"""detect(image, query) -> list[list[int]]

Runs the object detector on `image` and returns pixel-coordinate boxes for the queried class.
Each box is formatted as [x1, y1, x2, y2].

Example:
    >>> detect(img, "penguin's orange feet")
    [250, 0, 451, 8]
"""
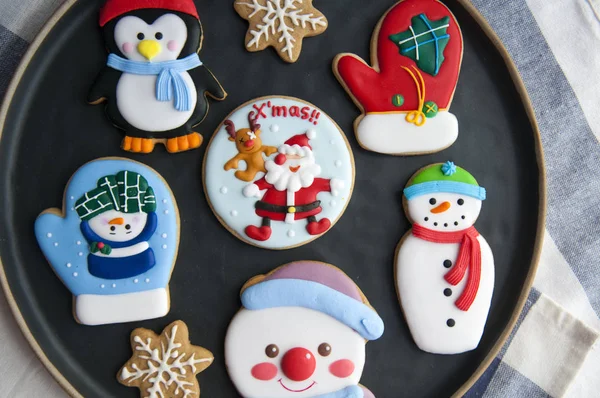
[141, 139, 154, 153]
[187, 132, 203, 149]
[165, 133, 203, 153]
[122, 137, 154, 153]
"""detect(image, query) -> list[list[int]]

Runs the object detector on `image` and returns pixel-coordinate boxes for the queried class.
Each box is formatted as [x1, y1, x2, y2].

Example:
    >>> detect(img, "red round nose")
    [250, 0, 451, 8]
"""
[244, 139, 254, 148]
[275, 153, 287, 165]
[280, 347, 316, 382]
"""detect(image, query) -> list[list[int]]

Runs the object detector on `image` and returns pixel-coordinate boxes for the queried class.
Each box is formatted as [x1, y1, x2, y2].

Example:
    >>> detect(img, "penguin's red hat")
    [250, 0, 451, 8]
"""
[99, 0, 200, 27]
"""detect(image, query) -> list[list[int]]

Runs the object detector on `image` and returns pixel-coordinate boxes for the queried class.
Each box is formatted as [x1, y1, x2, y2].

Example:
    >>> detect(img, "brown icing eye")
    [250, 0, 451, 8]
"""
[265, 344, 279, 358]
[318, 343, 331, 357]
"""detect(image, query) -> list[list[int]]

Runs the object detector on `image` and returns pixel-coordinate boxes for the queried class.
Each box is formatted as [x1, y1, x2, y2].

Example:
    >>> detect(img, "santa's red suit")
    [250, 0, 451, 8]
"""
[252, 177, 332, 222]
[243, 130, 344, 241]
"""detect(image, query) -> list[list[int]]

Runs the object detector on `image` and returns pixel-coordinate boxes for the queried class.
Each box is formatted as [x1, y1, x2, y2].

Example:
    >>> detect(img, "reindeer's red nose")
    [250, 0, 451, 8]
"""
[280, 347, 316, 382]
[275, 153, 287, 166]
[244, 140, 254, 148]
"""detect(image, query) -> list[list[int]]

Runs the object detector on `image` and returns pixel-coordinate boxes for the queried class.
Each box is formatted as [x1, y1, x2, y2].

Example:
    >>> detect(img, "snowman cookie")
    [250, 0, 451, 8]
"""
[395, 162, 494, 354]
[88, 0, 227, 154]
[203, 96, 355, 250]
[35, 158, 179, 325]
[333, 0, 463, 155]
[225, 261, 384, 397]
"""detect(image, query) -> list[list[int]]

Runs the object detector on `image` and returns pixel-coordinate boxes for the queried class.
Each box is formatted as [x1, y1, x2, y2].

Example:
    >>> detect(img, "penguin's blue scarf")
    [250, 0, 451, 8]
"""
[107, 53, 202, 112]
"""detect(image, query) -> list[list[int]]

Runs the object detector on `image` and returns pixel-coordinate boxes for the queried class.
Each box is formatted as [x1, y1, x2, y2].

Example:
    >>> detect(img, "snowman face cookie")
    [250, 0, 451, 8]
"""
[225, 261, 383, 397]
[87, 209, 148, 242]
[407, 192, 482, 232]
[114, 14, 188, 62]
[35, 158, 180, 326]
[225, 307, 365, 396]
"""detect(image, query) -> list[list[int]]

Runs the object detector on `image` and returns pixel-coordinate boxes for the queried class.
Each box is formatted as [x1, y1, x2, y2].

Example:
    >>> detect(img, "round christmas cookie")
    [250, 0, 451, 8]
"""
[395, 162, 494, 354]
[34, 157, 180, 325]
[333, 0, 463, 155]
[225, 261, 384, 397]
[203, 96, 355, 250]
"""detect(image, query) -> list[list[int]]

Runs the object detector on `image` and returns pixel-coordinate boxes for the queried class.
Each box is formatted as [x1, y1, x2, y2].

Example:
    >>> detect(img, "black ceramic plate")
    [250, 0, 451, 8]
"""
[0, 0, 544, 397]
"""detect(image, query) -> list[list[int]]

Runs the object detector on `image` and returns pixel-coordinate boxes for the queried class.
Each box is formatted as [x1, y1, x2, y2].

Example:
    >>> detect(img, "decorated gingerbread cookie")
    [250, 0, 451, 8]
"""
[203, 96, 354, 250]
[119, 320, 213, 397]
[395, 162, 494, 354]
[35, 158, 179, 325]
[333, 0, 463, 155]
[88, 0, 227, 154]
[225, 261, 383, 397]
[234, 0, 328, 63]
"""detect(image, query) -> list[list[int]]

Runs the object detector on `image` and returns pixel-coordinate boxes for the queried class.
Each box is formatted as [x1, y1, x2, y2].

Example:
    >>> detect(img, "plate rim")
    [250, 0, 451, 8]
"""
[0, 0, 547, 397]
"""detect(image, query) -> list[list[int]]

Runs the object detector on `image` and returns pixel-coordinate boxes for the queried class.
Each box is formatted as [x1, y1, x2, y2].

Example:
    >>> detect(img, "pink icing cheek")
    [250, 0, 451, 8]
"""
[329, 359, 355, 378]
[167, 40, 178, 52]
[122, 42, 134, 54]
[251, 362, 278, 381]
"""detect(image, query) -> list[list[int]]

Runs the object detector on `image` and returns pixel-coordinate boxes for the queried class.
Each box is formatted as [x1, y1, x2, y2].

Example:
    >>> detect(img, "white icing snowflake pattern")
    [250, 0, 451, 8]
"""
[119, 322, 213, 398]
[235, 0, 327, 62]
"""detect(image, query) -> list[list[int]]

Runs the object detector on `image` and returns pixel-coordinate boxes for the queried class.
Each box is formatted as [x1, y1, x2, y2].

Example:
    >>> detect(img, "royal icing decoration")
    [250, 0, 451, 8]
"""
[333, 0, 463, 155]
[35, 158, 179, 325]
[89, 0, 227, 154]
[395, 162, 495, 354]
[119, 320, 213, 397]
[204, 97, 354, 250]
[225, 261, 383, 397]
[224, 112, 278, 182]
[234, 0, 328, 63]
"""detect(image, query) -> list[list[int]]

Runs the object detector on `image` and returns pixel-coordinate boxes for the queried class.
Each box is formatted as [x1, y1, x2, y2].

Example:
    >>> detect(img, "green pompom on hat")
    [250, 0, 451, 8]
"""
[404, 161, 486, 201]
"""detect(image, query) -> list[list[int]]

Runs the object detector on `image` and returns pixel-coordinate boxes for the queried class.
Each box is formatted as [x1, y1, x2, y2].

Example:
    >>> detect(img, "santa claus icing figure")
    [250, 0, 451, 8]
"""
[243, 130, 344, 241]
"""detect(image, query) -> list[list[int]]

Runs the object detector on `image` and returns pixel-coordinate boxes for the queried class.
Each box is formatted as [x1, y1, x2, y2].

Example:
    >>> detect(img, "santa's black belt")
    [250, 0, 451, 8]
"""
[255, 200, 321, 214]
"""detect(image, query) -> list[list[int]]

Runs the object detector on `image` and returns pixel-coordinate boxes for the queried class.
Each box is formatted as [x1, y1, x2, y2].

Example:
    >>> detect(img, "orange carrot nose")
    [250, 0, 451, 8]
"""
[430, 202, 451, 214]
[108, 217, 125, 225]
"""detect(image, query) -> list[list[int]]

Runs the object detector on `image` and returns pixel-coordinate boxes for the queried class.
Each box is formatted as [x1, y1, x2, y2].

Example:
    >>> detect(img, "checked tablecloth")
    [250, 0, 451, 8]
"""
[1, 0, 600, 397]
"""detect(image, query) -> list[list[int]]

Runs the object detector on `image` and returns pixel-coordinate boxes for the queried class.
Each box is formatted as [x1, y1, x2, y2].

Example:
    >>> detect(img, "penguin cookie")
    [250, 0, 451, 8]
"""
[395, 162, 494, 354]
[88, 0, 227, 154]
[225, 261, 384, 397]
[333, 0, 463, 155]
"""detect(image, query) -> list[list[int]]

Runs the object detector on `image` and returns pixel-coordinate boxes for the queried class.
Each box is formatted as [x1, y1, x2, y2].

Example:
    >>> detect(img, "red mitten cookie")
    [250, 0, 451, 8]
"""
[333, 0, 463, 155]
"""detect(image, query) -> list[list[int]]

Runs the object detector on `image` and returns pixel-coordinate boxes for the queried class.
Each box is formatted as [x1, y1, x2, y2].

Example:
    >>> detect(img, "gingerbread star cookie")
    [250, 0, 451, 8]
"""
[234, 0, 328, 63]
[118, 320, 213, 397]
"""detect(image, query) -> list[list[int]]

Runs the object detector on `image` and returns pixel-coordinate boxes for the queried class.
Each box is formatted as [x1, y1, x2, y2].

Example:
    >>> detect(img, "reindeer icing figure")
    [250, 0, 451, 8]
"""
[224, 112, 278, 182]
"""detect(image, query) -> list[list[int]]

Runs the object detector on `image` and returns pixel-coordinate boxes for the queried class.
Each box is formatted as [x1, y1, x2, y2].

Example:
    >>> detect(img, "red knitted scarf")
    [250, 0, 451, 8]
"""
[412, 224, 481, 311]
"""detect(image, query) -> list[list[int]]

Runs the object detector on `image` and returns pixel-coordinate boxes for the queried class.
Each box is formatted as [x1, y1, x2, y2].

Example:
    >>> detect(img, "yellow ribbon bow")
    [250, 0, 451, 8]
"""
[401, 65, 427, 127]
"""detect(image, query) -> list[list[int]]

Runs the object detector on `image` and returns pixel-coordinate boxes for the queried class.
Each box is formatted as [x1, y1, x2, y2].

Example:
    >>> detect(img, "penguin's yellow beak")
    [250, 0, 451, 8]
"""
[138, 40, 161, 60]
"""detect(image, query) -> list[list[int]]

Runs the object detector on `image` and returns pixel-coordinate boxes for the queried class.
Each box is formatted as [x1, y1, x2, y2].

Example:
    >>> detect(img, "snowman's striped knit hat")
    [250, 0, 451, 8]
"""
[404, 161, 486, 201]
[75, 171, 156, 221]
[240, 261, 384, 341]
